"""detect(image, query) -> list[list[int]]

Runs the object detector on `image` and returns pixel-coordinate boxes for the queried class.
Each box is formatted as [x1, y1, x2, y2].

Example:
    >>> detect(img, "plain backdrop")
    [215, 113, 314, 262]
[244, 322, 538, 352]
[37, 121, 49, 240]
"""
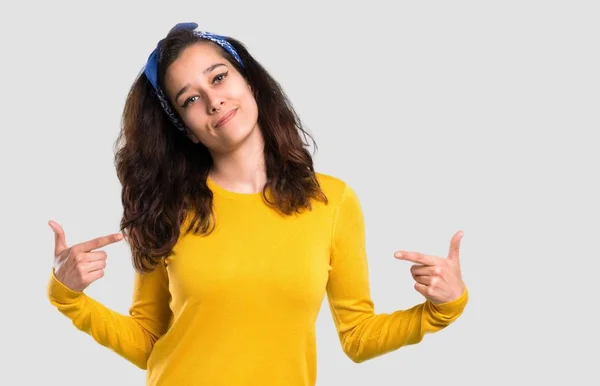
[1, 1, 598, 385]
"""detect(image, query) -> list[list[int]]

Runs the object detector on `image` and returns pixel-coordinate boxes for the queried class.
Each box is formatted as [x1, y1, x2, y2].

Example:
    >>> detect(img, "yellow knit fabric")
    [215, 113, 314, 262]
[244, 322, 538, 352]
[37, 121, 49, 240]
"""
[47, 172, 468, 385]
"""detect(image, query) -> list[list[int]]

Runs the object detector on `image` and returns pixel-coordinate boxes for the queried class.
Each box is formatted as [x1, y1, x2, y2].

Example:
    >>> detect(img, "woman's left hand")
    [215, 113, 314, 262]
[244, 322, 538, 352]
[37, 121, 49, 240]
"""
[394, 230, 466, 304]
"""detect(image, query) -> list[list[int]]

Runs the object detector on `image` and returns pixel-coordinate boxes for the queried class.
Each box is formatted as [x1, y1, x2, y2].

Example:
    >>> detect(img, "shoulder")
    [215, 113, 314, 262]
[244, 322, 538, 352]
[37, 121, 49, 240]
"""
[314, 171, 359, 206]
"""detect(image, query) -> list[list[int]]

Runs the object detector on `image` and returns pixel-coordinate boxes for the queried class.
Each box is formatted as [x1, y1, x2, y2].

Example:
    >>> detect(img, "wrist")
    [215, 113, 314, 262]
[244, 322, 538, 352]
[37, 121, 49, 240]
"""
[47, 268, 83, 303]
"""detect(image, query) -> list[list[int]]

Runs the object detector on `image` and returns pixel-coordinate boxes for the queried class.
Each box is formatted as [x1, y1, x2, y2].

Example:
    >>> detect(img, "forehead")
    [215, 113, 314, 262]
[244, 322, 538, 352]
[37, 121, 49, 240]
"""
[164, 42, 226, 85]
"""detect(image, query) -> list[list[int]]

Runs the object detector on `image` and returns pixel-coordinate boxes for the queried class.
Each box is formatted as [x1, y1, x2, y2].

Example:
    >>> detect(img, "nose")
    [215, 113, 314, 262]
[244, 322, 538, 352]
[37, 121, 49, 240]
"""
[206, 91, 224, 114]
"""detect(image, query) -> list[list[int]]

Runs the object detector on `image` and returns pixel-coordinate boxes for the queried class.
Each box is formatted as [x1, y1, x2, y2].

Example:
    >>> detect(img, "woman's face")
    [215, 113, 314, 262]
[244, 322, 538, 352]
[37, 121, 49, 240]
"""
[164, 42, 259, 153]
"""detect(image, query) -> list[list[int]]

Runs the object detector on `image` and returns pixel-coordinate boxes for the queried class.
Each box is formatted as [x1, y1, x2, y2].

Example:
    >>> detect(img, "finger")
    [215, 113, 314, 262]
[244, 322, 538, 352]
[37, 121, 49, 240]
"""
[413, 275, 434, 286]
[410, 264, 441, 277]
[85, 269, 105, 283]
[414, 282, 429, 298]
[447, 230, 463, 262]
[410, 264, 426, 276]
[395, 251, 441, 266]
[73, 233, 123, 254]
[86, 251, 108, 262]
[48, 220, 68, 256]
[83, 259, 107, 273]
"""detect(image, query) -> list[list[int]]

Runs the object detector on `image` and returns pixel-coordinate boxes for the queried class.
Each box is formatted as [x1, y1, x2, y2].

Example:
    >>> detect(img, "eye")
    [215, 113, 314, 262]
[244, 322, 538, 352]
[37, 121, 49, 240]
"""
[182, 96, 199, 108]
[213, 71, 228, 84]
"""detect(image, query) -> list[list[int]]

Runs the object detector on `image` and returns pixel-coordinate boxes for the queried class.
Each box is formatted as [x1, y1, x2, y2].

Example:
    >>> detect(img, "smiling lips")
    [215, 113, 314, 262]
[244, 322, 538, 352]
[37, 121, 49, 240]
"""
[215, 109, 237, 128]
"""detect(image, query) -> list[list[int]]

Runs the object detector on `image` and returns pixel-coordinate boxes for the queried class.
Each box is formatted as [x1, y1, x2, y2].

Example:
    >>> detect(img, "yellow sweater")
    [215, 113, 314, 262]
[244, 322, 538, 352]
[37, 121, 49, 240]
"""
[47, 172, 468, 385]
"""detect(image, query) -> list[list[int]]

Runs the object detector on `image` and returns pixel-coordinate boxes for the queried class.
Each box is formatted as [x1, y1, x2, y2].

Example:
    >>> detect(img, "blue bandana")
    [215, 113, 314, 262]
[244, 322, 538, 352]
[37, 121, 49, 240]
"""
[143, 22, 244, 132]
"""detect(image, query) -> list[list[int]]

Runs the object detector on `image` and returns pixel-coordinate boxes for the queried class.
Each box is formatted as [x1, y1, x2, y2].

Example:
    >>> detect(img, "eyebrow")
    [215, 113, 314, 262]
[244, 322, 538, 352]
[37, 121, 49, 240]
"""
[174, 63, 227, 104]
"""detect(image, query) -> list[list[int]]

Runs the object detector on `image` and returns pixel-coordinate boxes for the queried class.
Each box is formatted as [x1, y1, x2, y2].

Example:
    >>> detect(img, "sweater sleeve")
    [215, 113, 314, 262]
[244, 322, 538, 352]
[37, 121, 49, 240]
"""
[46, 260, 172, 369]
[326, 183, 468, 363]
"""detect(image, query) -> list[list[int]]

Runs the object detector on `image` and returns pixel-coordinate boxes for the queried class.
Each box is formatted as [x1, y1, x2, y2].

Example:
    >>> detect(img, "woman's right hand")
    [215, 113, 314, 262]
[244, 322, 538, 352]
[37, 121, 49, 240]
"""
[48, 220, 124, 292]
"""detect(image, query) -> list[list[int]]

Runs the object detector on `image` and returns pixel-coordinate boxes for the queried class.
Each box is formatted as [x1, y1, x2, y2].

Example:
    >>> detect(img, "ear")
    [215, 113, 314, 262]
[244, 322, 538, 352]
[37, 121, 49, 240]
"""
[185, 129, 200, 144]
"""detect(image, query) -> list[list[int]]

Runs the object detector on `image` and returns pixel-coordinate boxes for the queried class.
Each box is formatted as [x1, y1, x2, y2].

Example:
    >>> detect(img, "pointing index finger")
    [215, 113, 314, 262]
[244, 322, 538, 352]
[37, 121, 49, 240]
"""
[395, 251, 440, 266]
[73, 233, 123, 253]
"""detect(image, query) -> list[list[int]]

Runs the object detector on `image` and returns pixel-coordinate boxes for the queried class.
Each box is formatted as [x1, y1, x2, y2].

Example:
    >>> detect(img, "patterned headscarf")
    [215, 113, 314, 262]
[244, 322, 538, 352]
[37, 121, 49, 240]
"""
[143, 22, 244, 132]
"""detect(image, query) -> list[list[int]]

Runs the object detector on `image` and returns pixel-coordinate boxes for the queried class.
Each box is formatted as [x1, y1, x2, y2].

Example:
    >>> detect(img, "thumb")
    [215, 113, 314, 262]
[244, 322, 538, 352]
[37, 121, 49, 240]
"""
[48, 220, 68, 256]
[447, 230, 463, 263]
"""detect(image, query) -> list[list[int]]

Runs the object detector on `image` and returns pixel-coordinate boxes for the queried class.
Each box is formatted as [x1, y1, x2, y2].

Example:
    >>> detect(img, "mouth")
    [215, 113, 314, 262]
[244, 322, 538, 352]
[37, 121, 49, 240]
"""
[215, 109, 237, 128]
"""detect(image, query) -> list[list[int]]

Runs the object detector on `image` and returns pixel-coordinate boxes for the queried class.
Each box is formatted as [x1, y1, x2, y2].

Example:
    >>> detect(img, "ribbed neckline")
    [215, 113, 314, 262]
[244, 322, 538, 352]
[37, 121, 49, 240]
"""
[206, 175, 265, 201]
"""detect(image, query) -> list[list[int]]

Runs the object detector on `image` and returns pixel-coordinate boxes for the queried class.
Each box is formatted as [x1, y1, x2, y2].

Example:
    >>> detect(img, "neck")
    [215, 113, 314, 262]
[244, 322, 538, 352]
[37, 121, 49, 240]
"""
[208, 124, 267, 194]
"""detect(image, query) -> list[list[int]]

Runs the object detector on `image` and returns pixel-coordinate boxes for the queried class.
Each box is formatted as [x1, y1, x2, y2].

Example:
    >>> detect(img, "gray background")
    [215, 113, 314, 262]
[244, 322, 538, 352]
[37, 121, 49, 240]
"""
[1, 0, 598, 384]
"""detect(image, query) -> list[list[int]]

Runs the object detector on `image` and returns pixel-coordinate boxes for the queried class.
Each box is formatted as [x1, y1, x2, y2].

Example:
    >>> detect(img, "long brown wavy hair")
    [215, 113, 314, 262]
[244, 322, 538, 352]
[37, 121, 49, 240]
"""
[114, 28, 328, 273]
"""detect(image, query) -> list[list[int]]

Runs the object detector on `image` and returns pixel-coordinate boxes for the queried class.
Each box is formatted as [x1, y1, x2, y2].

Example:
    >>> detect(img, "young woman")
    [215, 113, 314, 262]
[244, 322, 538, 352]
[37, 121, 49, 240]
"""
[47, 22, 468, 386]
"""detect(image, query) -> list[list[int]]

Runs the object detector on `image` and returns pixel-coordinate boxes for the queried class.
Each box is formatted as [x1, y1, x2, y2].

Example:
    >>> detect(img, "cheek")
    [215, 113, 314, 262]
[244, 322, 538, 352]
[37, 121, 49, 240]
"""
[182, 108, 208, 128]
[241, 90, 259, 119]
[232, 79, 256, 108]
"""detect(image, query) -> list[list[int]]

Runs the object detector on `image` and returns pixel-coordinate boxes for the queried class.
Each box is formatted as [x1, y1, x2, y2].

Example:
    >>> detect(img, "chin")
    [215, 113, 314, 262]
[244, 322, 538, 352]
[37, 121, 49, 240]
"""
[217, 121, 259, 151]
